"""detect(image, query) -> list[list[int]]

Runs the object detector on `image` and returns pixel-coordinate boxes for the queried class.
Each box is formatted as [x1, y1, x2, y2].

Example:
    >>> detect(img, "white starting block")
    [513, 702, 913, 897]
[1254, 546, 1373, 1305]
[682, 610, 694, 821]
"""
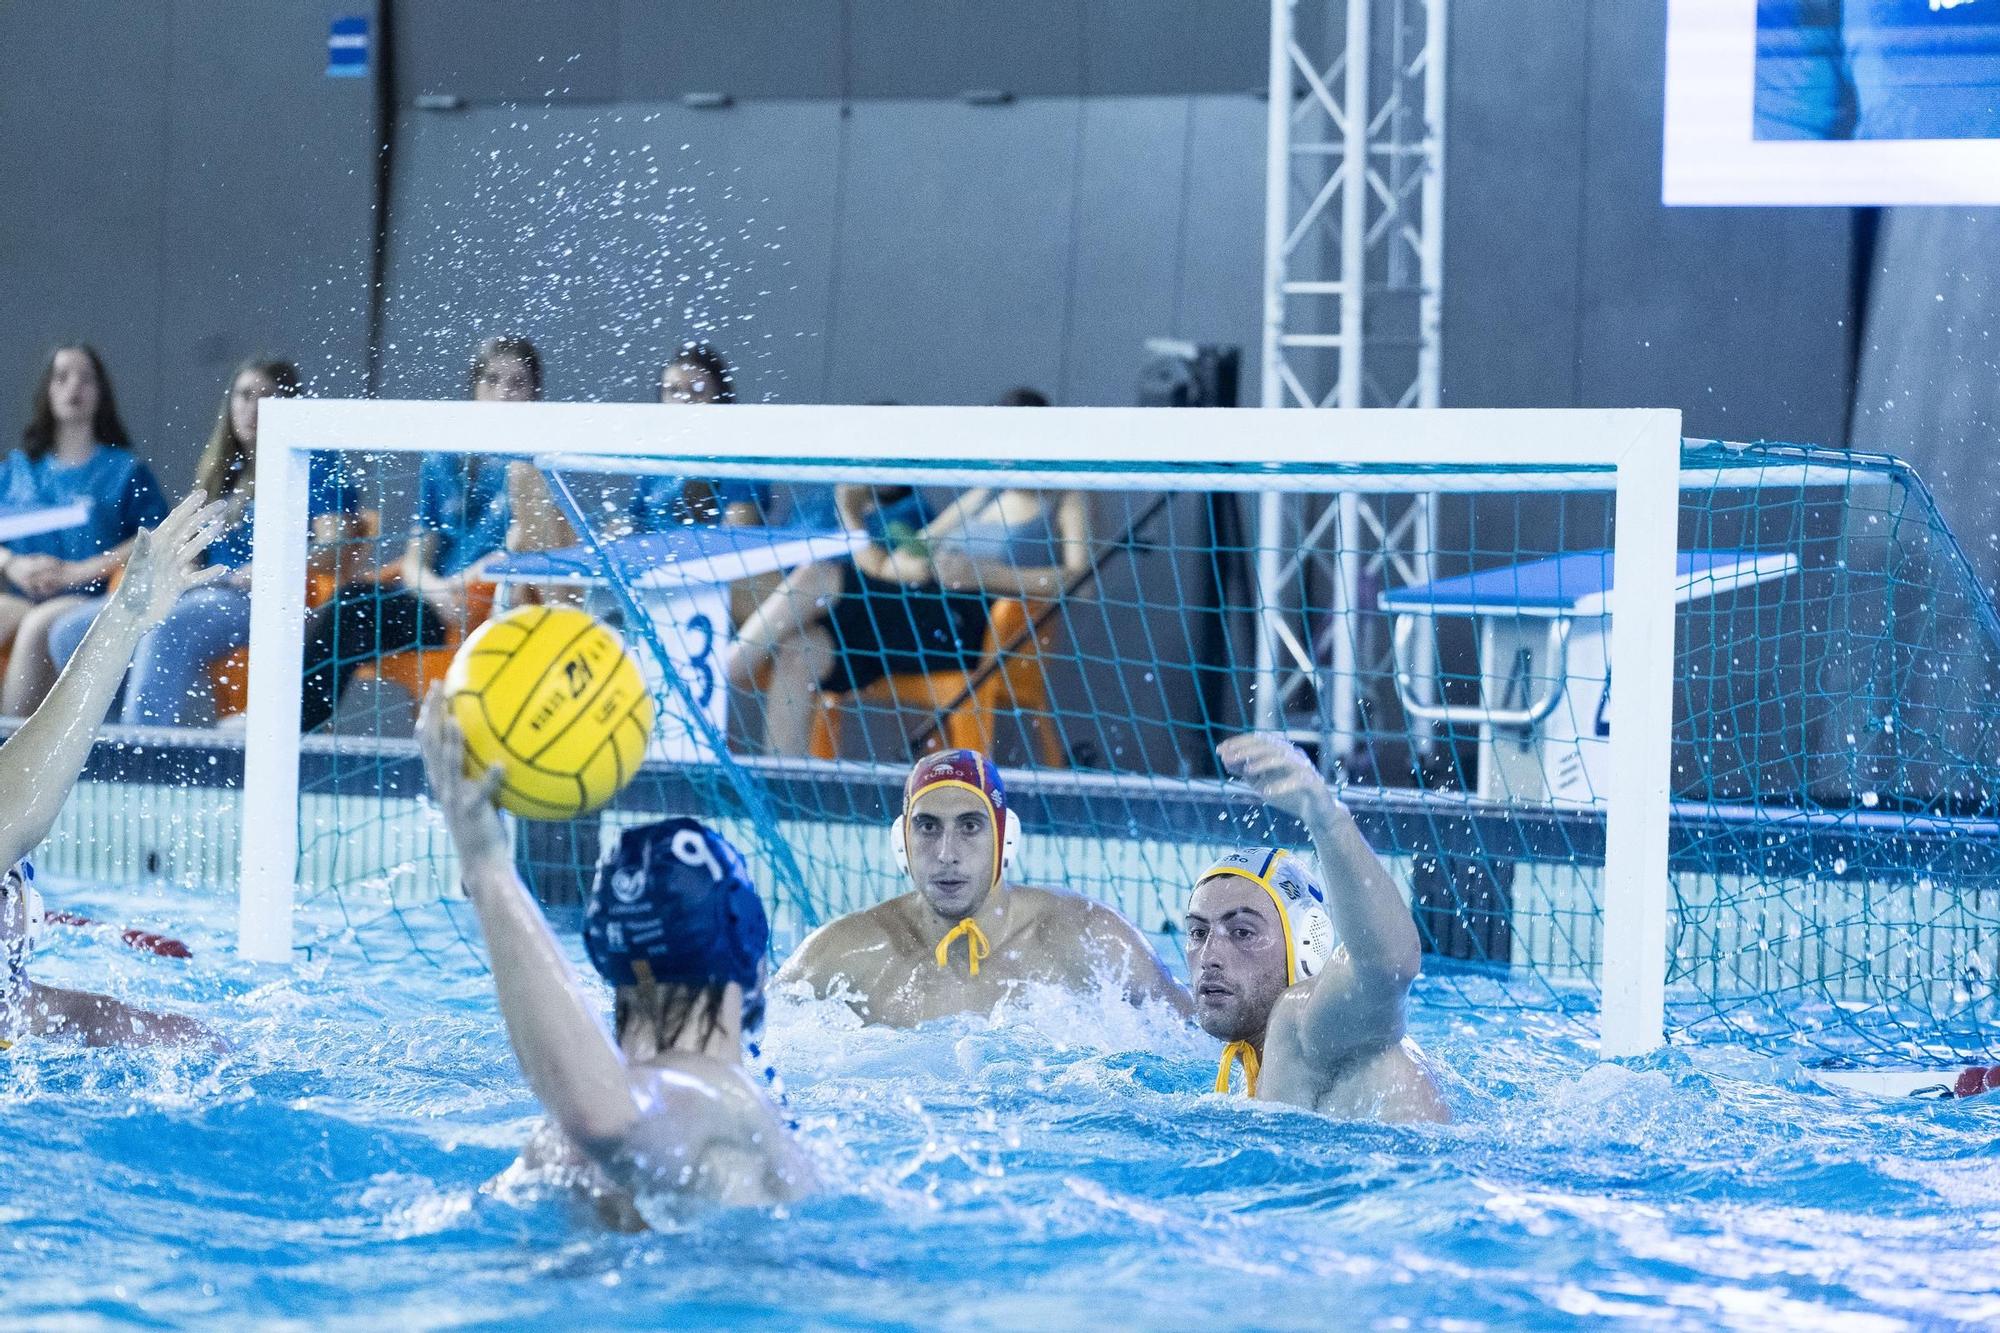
[1380, 549, 1798, 805]
[488, 525, 865, 762]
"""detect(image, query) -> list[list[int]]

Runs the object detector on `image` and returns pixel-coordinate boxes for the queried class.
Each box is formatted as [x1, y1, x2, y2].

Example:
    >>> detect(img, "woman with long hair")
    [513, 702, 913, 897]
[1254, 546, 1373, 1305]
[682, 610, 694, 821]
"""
[45, 359, 360, 726]
[0, 345, 169, 715]
[297, 335, 536, 732]
[641, 342, 770, 527]
[502, 341, 764, 613]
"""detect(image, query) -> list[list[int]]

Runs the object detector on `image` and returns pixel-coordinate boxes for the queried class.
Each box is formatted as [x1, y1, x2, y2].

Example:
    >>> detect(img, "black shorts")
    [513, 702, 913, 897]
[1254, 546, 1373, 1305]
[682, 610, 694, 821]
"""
[818, 563, 988, 695]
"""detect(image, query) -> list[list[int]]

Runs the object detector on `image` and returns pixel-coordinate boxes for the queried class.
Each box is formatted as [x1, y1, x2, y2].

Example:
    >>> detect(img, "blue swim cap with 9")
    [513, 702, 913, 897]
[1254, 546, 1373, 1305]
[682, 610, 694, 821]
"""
[584, 818, 769, 1030]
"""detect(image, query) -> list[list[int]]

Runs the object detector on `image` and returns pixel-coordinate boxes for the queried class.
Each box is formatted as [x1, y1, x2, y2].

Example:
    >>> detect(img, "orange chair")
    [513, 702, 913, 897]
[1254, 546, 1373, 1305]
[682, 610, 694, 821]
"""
[808, 598, 1066, 767]
[207, 511, 446, 722]
[350, 643, 461, 703]
[209, 649, 251, 720]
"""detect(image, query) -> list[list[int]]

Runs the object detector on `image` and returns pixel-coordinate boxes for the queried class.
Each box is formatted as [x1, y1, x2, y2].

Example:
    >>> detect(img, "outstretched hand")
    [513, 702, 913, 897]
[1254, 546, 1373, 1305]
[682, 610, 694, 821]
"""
[416, 684, 513, 876]
[109, 491, 231, 630]
[1216, 733, 1342, 825]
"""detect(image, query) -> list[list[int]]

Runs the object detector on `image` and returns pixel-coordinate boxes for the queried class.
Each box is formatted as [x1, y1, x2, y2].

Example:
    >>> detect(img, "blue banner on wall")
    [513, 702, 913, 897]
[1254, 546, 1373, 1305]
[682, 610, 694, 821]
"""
[327, 16, 369, 79]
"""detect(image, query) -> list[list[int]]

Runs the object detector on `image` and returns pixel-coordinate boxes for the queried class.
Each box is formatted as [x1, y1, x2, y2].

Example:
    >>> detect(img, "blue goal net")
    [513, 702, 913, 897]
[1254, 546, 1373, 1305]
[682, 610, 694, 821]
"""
[217, 424, 2000, 1068]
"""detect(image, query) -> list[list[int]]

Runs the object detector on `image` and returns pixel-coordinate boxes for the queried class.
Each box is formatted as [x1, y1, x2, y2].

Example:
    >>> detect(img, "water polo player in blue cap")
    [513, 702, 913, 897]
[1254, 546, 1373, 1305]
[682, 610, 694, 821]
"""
[416, 688, 815, 1220]
[777, 748, 1190, 1026]
[1186, 734, 1449, 1123]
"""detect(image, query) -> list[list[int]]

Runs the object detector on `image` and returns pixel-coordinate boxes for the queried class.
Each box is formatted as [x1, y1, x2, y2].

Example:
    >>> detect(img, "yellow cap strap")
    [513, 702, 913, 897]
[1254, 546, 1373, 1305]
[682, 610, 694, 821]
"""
[934, 918, 991, 977]
[1216, 1040, 1260, 1096]
[0, 1037, 12, 1052]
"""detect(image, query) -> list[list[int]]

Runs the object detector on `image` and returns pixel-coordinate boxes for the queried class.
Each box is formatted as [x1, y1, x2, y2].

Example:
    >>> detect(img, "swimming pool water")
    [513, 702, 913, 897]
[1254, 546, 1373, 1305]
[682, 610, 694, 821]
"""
[6, 880, 2000, 1331]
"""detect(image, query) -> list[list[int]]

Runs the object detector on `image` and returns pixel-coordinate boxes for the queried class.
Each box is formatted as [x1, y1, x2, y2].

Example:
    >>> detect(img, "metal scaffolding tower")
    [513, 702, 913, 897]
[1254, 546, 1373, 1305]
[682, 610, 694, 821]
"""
[1255, 0, 1448, 767]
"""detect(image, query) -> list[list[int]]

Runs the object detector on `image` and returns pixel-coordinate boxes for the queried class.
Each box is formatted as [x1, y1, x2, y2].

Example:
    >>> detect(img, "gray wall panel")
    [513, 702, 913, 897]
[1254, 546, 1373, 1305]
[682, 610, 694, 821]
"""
[847, 0, 1085, 98]
[155, 2, 379, 487]
[380, 102, 842, 406]
[1853, 210, 2000, 584]
[1062, 98, 1192, 406]
[1083, 0, 1267, 96]
[1438, 0, 1588, 409]
[395, 0, 619, 104]
[618, 1, 843, 100]
[0, 0, 377, 490]
[827, 100, 1080, 404]
[1440, 0, 1853, 448]
[381, 93, 1261, 414]
[0, 1, 170, 463]
[1174, 95, 1267, 399]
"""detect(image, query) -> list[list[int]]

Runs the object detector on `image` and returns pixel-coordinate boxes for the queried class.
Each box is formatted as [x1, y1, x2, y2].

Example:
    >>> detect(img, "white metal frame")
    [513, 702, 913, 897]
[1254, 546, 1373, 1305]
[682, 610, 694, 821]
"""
[1258, 0, 1449, 757]
[241, 400, 1681, 1057]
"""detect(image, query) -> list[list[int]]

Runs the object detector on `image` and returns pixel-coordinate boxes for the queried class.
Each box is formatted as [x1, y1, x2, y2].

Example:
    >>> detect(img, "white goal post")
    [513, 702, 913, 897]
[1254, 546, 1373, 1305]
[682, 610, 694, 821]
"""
[240, 401, 1684, 1058]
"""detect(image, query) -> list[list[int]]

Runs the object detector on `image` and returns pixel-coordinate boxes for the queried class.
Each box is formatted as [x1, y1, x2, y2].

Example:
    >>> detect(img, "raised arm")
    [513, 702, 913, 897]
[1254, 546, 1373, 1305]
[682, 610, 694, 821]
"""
[0, 493, 227, 870]
[1217, 734, 1421, 1053]
[416, 687, 638, 1147]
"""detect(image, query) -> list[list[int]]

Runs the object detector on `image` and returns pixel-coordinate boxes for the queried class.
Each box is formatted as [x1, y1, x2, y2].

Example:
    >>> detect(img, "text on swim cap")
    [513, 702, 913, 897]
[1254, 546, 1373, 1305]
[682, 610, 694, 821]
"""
[671, 828, 725, 881]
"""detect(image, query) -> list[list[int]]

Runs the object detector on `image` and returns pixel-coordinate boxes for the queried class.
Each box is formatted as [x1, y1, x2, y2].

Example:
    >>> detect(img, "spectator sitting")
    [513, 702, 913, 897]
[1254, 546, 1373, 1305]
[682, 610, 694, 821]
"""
[781, 398, 901, 535]
[642, 342, 770, 528]
[726, 388, 1090, 757]
[504, 342, 774, 616]
[45, 360, 361, 726]
[0, 345, 169, 717]
[297, 335, 533, 732]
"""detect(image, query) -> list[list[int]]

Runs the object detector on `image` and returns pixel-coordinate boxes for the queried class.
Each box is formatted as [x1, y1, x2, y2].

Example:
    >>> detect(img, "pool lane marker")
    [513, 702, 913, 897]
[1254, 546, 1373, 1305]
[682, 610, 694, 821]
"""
[1810, 1064, 2000, 1100]
[45, 912, 192, 960]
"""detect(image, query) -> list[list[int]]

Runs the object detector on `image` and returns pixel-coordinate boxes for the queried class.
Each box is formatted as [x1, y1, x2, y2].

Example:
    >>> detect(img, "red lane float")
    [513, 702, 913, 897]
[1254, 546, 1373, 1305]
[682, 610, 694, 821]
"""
[45, 910, 193, 960]
[1952, 1065, 2000, 1099]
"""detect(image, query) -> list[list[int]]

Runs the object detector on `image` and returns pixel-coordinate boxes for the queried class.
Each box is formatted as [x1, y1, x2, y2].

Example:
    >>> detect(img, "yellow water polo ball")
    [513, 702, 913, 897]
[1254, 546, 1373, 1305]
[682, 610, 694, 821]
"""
[444, 605, 656, 820]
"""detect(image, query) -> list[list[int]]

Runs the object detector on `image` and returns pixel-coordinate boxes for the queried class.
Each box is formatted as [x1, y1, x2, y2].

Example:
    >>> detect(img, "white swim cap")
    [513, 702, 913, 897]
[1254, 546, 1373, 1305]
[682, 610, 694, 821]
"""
[4, 860, 42, 955]
[1197, 848, 1335, 986]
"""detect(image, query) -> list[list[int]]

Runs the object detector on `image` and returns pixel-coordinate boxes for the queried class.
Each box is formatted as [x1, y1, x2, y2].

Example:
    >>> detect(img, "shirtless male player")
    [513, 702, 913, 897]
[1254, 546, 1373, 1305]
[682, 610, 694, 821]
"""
[1, 492, 226, 1051]
[1188, 733, 1450, 1123]
[778, 749, 1191, 1026]
[418, 688, 815, 1221]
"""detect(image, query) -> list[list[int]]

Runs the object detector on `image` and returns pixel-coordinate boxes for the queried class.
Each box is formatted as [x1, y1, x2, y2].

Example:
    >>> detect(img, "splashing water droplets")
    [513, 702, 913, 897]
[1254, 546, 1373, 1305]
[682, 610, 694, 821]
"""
[383, 113, 783, 397]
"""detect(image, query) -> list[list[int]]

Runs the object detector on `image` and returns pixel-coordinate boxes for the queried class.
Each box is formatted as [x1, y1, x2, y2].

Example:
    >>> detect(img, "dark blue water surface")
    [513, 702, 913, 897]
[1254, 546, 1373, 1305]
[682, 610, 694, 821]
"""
[5, 881, 1999, 1331]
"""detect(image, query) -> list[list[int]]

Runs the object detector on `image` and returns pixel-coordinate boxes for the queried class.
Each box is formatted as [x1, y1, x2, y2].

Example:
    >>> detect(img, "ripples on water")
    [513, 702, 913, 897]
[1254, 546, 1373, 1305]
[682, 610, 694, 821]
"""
[5, 881, 2000, 1331]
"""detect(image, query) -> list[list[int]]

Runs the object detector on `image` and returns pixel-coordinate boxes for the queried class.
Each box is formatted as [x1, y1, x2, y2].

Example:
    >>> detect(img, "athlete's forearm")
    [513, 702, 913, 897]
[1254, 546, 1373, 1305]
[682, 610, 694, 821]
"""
[40, 985, 219, 1050]
[0, 600, 147, 868]
[462, 860, 637, 1145]
[1305, 796, 1421, 982]
[1295, 796, 1418, 1060]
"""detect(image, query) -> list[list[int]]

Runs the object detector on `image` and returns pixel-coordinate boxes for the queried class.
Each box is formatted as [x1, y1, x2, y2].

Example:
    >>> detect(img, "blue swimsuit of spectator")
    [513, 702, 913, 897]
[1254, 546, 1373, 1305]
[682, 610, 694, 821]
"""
[47, 453, 356, 726]
[631, 474, 773, 528]
[0, 445, 169, 599]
